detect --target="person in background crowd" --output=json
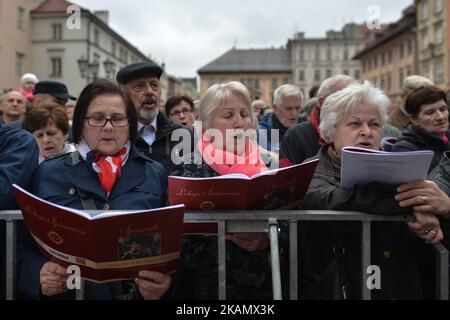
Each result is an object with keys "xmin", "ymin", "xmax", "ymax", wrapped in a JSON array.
[
  {"xmin": 251, "ymin": 99, "xmax": 266, "ymax": 122},
  {"xmin": 309, "ymin": 85, "xmax": 320, "ymax": 99},
  {"xmin": 18, "ymin": 80, "xmax": 170, "ymax": 300},
  {"xmin": 280, "ymin": 75, "xmax": 355, "ymax": 165},
  {"xmin": 33, "ymin": 81, "xmax": 77, "ymax": 108},
  {"xmin": 0, "ymin": 121, "xmax": 39, "ymax": 300},
  {"xmin": 0, "ymin": 91, "xmax": 26, "ymax": 125},
  {"xmin": 388, "ymin": 75, "xmax": 433, "ymax": 132},
  {"xmin": 298, "ymin": 97, "xmax": 318, "ymax": 123},
  {"xmin": 117, "ymin": 62, "xmax": 193, "ymax": 172},
  {"xmin": 165, "ymin": 95, "xmax": 195, "ymax": 130},
  {"xmin": 299, "ymin": 81, "xmax": 447, "ymax": 300},
  {"xmin": 393, "ymin": 86, "xmax": 449, "ymax": 171},
  {"xmin": 23, "ymin": 103, "xmax": 75, "ymax": 163},
  {"xmin": 170, "ymin": 81, "xmax": 285, "ymax": 299},
  {"xmin": 65, "ymin": 104, "xmax": 75, "ymax": 126},
  {"xmin": 260, "ymin": 105, "xmax": 273, "ymax": 118},
  {"xmin": 258, "ymin": 84, "xmax": 303, "ymax": 153},
  {"xmin": 19, "ymin": 73, "xmax": 39, "ymax": 103},
  {"xmin": 429, "ymin": 150, "xmax": 450, "ymax": 197}
]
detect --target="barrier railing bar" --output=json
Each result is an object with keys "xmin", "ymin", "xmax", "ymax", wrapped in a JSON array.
[
  {"xmin": 268, "ymin": 218, "xmax": 282, "ymax": 300},
  {"xmin": 289, "ymin": 220, "xmax": 298, "ymax": 300},
  {"xmin": 6, "ymin": 220, "xmax": 16, "ymax": 300},
  {"xmin": 217, "ymin": 220, "xmax": 226, "ymax": 300},
  {"xmin": 361, "ymin": 221, "xmax": 371, "ymax": 300}
]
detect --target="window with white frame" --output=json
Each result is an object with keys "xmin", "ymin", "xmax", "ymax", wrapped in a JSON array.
[
  {"xmin": 51, "ymin": 24, "xmax": 62, "ymax": 40},
  {"xmin": 50, "ymin": 57, "xmax": 62, "ymax": 77},
  {"xmin": 17, "ymin": 7, "xmax": 25, "ymax": 31},
  {"xmin": 435, "ymin": 57, "xmax": 444, "ymax": 83},
  {"xmin": 422, "ymin": 1, "xmax": 429, "ymax": 20},
  {"xmin": 16, "ymin": 52, "xmax": 24, "ymax": 76},
  {"xmin": 435, "ymin": 23, "xmax": 443, "ymax": 44},
  {"xmin": 435, "ymin": 0, "xmax": 443, "ymax": 14}
]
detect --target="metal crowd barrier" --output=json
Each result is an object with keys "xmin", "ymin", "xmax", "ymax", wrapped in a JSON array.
[{"xmin": 1, "ymin": 210, "xmax": 449, "ymax": 300}]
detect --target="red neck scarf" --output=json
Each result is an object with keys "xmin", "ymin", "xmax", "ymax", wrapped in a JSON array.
[
  {"xmin": 198, "ymin": 134, "xmax": 268, "ymax": 177},
  {"xmin": 93, "ymin": 147, "xmax": 129, "ymax": 196},
  {"xmin": 440, "ymin": 132, "xmax": 449, "ymax": 145},
  {"xmin": 310, "ymin": 105, "xmax": 326, "ymax": 145}
]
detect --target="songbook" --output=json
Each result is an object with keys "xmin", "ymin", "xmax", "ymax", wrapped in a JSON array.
[
  {"xmin": 13, "ymin": 184, "xmax": 185, "ymax": 283},
  {"xmin": 341, "ymin": 147, "xmax": 434, "ymax": 189},
  {"xmin": 168, "ymin": 159, "xmax": 319, "ymax": 210}
]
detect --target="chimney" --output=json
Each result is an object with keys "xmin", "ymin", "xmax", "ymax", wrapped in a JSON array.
[{"xmin": 94, "ymin": 10, "xmax": 109, "ymax": 25}]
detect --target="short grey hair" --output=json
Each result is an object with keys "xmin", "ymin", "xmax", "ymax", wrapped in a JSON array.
[
  {"xmin": 199, "ymin": 81, "xmax": 253, "ymax": 130},
  {"xmin": 317, "ymin": 74, "xmax": 355, "ymax": 99},
  {"xmin": 402, "ymin": 75, "xmax": 433, "ymax": 95},
  {"xmin": 319, "ymin": 81, "xmax": 389, "ymax": 143},
  {"xmin": 273, "ymin": 84, "xmax": 303, "ymax": 108}
]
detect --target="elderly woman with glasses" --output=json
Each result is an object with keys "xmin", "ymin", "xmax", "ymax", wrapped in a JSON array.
[
  {"xmin": 18, "ymin": 80, "xmax": 171, "ymax": 300},
  {"xmin": 299, "ymin": 81, "xmax": 449, "ymax": 300}
]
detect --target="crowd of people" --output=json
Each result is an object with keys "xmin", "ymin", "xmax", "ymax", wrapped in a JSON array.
[{"xmin": 1, "ymin": 62, "xmax": 449, "ymax": 300}]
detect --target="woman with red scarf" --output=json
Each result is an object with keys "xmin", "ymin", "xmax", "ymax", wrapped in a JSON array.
[
  {"xmin": 170, "ymin": 81, "xmax": 284, "ymax": 299},
  {"xmin": 18, "ymin": 80, "xmax": 170, "ymax": 300}
]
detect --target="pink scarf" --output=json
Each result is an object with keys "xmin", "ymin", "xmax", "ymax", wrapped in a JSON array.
[
  {"xmin": 198, "ymin": 135, "xmax": 268, "ymax": 177},
  {"xmin": 19, "ymin": 87, "xmax": 34, "ymax": 102}
]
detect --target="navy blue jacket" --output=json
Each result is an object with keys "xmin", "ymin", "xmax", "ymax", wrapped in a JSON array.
[
  {"xmin": 0, "ymin": 123, "xmax": 39, "ymax": 299},
  {"xmin": 17, "ymin": 145, "xmax": 168, "ymax": 300}
]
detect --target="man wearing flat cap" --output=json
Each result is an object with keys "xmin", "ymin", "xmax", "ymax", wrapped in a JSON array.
[
  {"xmin": 117, "ymin": 62, "xmax": 192, "ymax": 171},
  {"xmin": 33, "ymin": 80, "xmax": 76, "ymax": 108}
]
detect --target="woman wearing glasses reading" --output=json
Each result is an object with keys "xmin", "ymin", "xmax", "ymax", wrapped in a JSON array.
[{"xmin": 18, "ymin": 80, "xmax": 171, "ymax": 300}]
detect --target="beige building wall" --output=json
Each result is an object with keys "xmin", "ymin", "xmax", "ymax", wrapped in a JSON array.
[
  {"xmin": 358, "ymin": 31, "xmax": 417, "ymax": 99},
  {"xmin": 416, "ymin": 0, "xmax": 448, "ymax": 90},
  {"xmin": 0, "ymin": 0, "xmax": 44, "ymax": 91},
  {"xmin": 199, "ymin": 73, "xmax": 291, "ymax": 104}
]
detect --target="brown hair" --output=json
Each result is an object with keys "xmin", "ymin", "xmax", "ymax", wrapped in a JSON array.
[
  {"xmin": 24, "ymin": 102, "xmax": 69, "ymax": 134},
  {"xmin": 405, "ymin": 86, "xmax": 448, "ymax": 117}
]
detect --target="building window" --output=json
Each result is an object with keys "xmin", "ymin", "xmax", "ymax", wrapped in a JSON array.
[
  {"xmin": 247, "ymin": 79, "xmax": 254, "ymax": 89},
  {"xmin": 388, "ymin": 49, "xmax": 393, "ymax": 63},
  {"xmin": 299, "ymin": 70, "xmax": 305, "ymax": 81},
  {"xmin": 271, "ymin": 79, "xmax": 277, "ymax": 89},
  {"xmin": 94, "ymin": 29, "xmax": 100, "ymax": 45},
  {"xmin": 326, "ymin": 69, "xmax": 332, "ymax": 78},
  {"xmin": 343, "ymin": 69, "xmax": 349, "ymax": 76},
  {"xmin": 435, "ymin": 23, "xmax": 443, "ymax": 44},
  {"xmin": 423, "ymin": 62, "xmax": 430, "ymax": 79},
  {"xmin": 422, "ymin": 1, "xmax": 429, "ymax": 20},
  {"xmin": 354, "ymin": 69, "xmax": 360, "ymax": 80},
  {"xmin": 368, "ymin": 59, "xmax": 372, "ymax": 70},
  {"xmin": 314, "ymin": 69, "xmax": 321, "ymax": 82},
  {"xmin": 16, "ymin": 52, "xmax": 24, "ymax": 76},
  {"xmin": 343, "ymin": 45, "xmax": 349, "ymax": 61},
  {"xmin": 400, "ymin": 43, "xmax": 405, "ymax": 58},
  {"xmin": 17, "ymin": 7, "xmax": 25, "ymax": 31},
  {"xmin": 387, "ymin": 74, "xmax": 392, "ymax": 91},
  {"xmin": 283, "ymin": 78, "xmax": 289, "ymax": 84},
  {"xmin": 381, "ymin": 52, "xmax": 385, "ymax": 65},
  {"xmin": 254, "ymin": 79, "xmax": 260, "ymax": 89},
  {"xmin": 327, "ymin": 46, "xmax": 332, "ymax": 60},
  {"xmin": 374, "ymin": 56, "xmax": 378, "ymax": 68},
  {"xmin": 50, "ymin": 57, "xmax": 62, "ymax": 77},
  {"xmin": 407, "ymin": 38, "xmax": 413, "ymax": 56},
  {"xmin": 300, "ymin": 48, "xmax": 305, "ymax": 61},
  {"xmin": 422, "ymin": 30, "xmax": 429, "ymax": 49},
  {"xmin": 435, "ymin": 57, "xmax": 444, "ymax": 83},
  {"xmin": 124, "ymin": 51, "xmax": 129, "ymax": 63},
  {"xmin": 51, "ymin": 24, "xmax": 62, "ymax": 40},
  {"xmin": 399, "ymin": 69, "xmax": 404, "ymax": 88},
  {"xmin": 208, "ymin": 80, "xmax": 215, "ymax": 88},
  {"xmin": 407, "ymin": 67, "xmax": 412, "ymax": 76},
  {"xmin": 435, "ymin": 0, "xmax": 443, "ymax": 14},
  {"xmin": 111, "ymin": 41, "xmax": 116, "ymax": 57},
  {"xmin": 315, "ymin": 45, "xmax": 321, "ymax": 61}
]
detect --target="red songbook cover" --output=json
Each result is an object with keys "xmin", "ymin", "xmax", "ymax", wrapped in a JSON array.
[
  {"xmin": 13, "ymin": 184, "xmax": 185, "ymax": 283},
  {"xmin": 168, "ymin": 159, "xmax": 319, "ymax": 210}
]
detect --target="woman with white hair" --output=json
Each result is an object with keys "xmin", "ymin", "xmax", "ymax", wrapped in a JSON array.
[
  {"xmin": 19, "ymin": 73, "xmax": 39, "ymax": 102},
  {"xmin": 298, "ymin": 81, "xmax": 448, "ymax": 300},
  {"xmin": 170, "ymin": 81, "xmax": 283, "ymax": 299}
]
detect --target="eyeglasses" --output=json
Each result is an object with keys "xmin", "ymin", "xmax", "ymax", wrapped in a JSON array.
[
  {"xmin": 85, "ymin": 116, "xmax": 129, "ymax": 127},
  {"xmin": 171, "ymin": 108, "xmax": 193, "ymax": 117}
]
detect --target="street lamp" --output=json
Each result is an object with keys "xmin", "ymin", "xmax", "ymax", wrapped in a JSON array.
[
  {"xmin": 103, "ymin": 57, "xmax": 117, "ymax": 79},
  {"xmin": 77, "ymin": 55, "xmax": 108, "ymax": 83}
]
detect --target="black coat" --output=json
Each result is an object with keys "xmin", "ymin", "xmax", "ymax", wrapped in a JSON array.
[
  {"xmin": 393, "ymin": 125, "xmax": 450, "ymax": 172},
  {"xmin": 135, "ymin": 113, "xmax": 193, "ymax": 173},
  {"xmin": 429, "ymin": 150, "xmax": 450, "ymax": 197},
  {"xmin": 280, "ymin": 122, "xmax": 321, "ymax": 165},
  {"xmin": 299, "ymin": 145, "xmax": 423, "ymax": 300}
]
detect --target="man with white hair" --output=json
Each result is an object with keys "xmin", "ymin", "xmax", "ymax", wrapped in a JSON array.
[
  {"xmin": 258, "ymin": 84, "xmax": 303, "ymax": 152},
  {"xmin": 388, "ymin": 75, "xmax": 434, "ymax": 132},
  {"xmin": 280, "ymin": 75, "xmax": 354, "ymax": 164}
]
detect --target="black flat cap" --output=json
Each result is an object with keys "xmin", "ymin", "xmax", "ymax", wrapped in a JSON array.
[
  {"xmin": 116, "ymin": 62, "xmax": 163, "ymax": 84},
  {"xmin": 33, "ymin": 81, "xmax": 76, "ymax": 100}
]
